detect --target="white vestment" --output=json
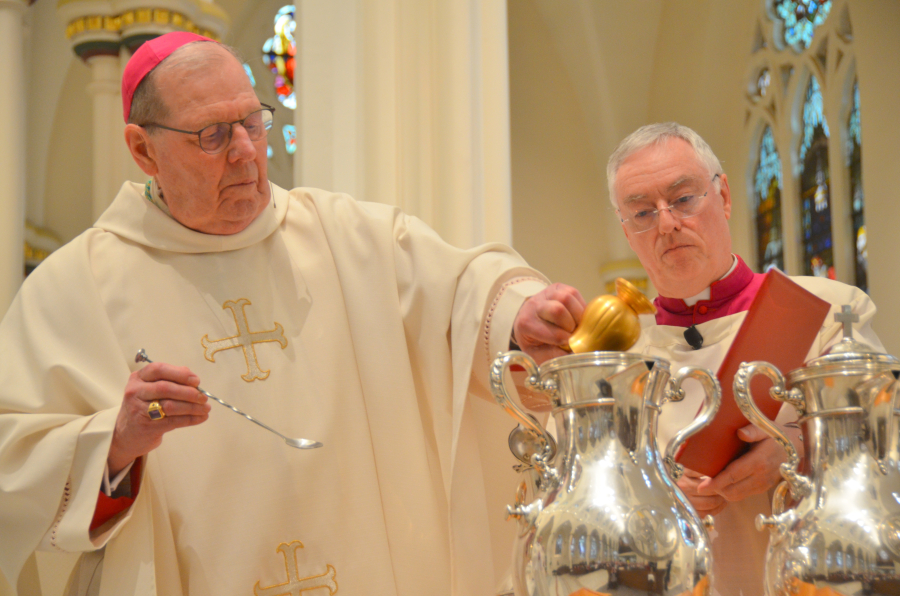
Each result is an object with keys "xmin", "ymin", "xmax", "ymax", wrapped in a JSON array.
[
  {"xmin": 0, "ymin": 182, "xmax": 548, "ymax": 596},
  {"xmin": 631, "ymin": 275, "xmax": 883, "ymax": 596}
]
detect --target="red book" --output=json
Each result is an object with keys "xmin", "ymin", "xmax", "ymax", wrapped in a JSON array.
[{"xmin": 675, "ymin": 269, "xmax": 831, "ymax": 477}]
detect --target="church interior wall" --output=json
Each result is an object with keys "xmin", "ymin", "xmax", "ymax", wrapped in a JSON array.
[
  {"xmin": 41, "ymin": 61, "xmax": 94, "ymax": 244},
  {"xmin": 23, "ymin": 0, "xmax": 72, "ymax": 229},
  {"xmin": 848, "ymin": 0, "xmax": 900, "ymax": 355},
  {"xmin": 507, "ymin": 0, "xmax": 611, "ymax": 301}
]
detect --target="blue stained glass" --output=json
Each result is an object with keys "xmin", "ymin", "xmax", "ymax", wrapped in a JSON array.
[
  {"xmin": 755, "ymin": 128, "xmax": 783, "ymax": 198},
  {"xmin": 772, "ymin": 0, "xmax": 832, "ymax": 51},
  {"xmin": 283, "ymin": 124, "xmax": 297, "ymax": 155},
  {"xmin": 800, "ymin": 76, "xmax": 829, "ymax": 163},
  {"xmin": 799, "ymin": 75, "xmax": 834, "ymax": 280},
  {"xmin": 754, "ymin": 127, "xmax": 784, "ymax": 272}
]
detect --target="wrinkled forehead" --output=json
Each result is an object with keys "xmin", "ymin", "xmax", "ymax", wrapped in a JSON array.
[
  {"xmin": 155, "ymin": 44, "xmax": 254, "ymax": 117},
  {"xmin": 154, "ymin": 42, "xmax": 235, "ymax": 86},
  {"xmin": 614, "ymin": 139, "xmax": 709, "ymax": 204}
]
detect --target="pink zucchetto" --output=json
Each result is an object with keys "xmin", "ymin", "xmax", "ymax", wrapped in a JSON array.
[{"xmin": 121, "ymin": 31, "xmax": 217, "ymax": 123}]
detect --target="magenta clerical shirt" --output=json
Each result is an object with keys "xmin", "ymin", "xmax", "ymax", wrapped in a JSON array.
[{"xmin": 653, "ymin": 256, "xmax": 765, "ymax": 328}]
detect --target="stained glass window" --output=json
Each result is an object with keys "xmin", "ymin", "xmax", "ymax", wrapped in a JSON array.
[
  {"xmin": 262, "ymin": 5, "xmax": 296, "ymax": 110},
  {"xmin": 754, "ymin": 127, "xmax": 784, "ymax": 272},
  {"xmin": 846, "ymin": 78, "xmax": 866, "ymax": 291},
  {"xmin": 283, "ymin": 124, "xmax": 297, "ymax": 155},
  {"xmin": 799, "ymin": 75, "xmax": 835, "ymax": 279},
  {"xmin": 771, "ymin": 0, "xmax": 832, "ymax": 51}
]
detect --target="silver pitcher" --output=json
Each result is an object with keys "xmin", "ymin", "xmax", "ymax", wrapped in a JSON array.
[
  {"xmin": 733, "ymin": 316, "xmax": 900, "ymax": 595},
  {"xmin": 491, "ymin": 350, "xmax": 721, "ymax": 596}
]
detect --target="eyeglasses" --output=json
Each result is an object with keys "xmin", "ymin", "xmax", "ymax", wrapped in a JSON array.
[
  {"xmin": 142, "ymin": 104, "xmax": 275, "ymax": 154},
  {"xmin": 618, "ymin": 174, "xmax": 720, "ymax": 234}
]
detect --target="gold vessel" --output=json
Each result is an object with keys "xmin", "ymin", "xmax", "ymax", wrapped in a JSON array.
[{"xmin": 568, "ymin": 278, "xmax": 656, "ymax": 353}]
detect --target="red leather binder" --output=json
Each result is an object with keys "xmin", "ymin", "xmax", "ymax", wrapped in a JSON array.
[{"xmin": 675, "ymin": 269, "xmax": 831, "ymax": 477}]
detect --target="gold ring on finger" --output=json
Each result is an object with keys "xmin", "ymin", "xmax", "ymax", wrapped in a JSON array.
[{"xmin": 148, "ymin": 401, "xmax": 166, "ymax": 421}]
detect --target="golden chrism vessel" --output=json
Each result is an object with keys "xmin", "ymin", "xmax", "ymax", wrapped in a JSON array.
[{"xmin": 567, "ymin": 277, "xmax": 656, "ymax": 353}]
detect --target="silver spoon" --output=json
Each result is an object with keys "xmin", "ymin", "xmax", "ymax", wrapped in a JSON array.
[{"xmin": 135, "ymin": 349, "xmax": 323, "ymax": 450}]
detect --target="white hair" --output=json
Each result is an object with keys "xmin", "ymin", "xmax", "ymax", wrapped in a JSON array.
[{"xmin": 606, "ymin": 122, "xmax": 723, "ymax": 207}]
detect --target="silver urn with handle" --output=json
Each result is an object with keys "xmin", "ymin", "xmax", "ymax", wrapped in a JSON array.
[
  {"xmin": 733, "ymin": 312, "xmax": 900, "ymax": 595},
  {"xmin": 491, "ymin": 350, "xmax": 721, "ymax": 596}
]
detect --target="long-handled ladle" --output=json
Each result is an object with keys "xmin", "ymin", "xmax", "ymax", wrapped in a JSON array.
[{"xmin": 136, "ymin": 349, "xmax": 323, "ymax": 450}]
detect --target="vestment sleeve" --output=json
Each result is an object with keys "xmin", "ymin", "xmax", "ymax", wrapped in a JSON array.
[
  {"xmin": 387, "ymin": 209, "xmax": 548, "ymax": 405},
  {"xmin": 0, "ymin": 236, "xmax": 137, "ymax": 586}
]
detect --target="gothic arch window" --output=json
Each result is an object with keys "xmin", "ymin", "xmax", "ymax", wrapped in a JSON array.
[{"xmin": 745, "ymin": 0, "xmax": 864, "ymax": 289}]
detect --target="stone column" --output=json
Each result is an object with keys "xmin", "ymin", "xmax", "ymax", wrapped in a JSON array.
[
  {"xmin": 0, "ymin": 0, "xmax": 27, "ymax": 315},
  {"xmin": 297, "ymin": 0, "xmax": 513, "ymax": 248},
  {"xmin": 87, "ymin": 54, "xmax": 126, "ymax": 219}
]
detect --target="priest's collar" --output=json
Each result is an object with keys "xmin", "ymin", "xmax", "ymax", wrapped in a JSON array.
[
  {"xmin": 96, "ymin": 180, "xmax": 288, "ymax": 254},
  {"xmin": 144, "ymin": 179, "xmax": 171, "ymax": 217},
  {"xmin": 653, "ymin": 255, "xmax": 766, "ymax": 327}
]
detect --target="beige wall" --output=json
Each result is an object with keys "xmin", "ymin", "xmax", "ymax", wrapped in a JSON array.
[
  {"xmin": 508, "ymin": 0, "xmax": 610, "ymax": 300},
  {"xmin": 42, "ymin": 60, "xmax": 94, "ymax": 244},
  {"xmin": 852, "ymin": 0, "xmax": 900, "ymax": 355}
]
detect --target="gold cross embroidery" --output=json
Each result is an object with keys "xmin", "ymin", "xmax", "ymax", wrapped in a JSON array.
[
  {"xmin": 201, "ymin": 298, "xmax": 288, "ymax": 382},
  {"xmin": 254, "ymin": 541, "xmax": 338, "ymax": 596}
]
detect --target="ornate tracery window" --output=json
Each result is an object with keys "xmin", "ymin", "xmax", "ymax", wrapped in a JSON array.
[
  {"xmin": 771, "ymin": 0, "xmax": 832, "ymax": 51},
  {"xmin": 745, "ymin": 0, "xmax": 864, "ymax": 289}
]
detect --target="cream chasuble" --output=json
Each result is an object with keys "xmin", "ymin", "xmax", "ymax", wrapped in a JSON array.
[
  {"xmin": 0, "ymin": 182, "xmax": 548, "ymax": 595},
  {"xmin": 631, "ymin": 276, "xmax": 882, "ymax": 596}
]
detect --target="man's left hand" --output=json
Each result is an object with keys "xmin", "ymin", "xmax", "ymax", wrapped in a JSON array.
[
  {"xmin": 695, "ymin": 423, "xmax": 801, "ymax": 503},
  {"xmin": 513, "ymin": 283, "xmax": 585, "ymax": 364}
]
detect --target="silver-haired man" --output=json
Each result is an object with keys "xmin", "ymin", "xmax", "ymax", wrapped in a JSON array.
[{"xmin": 609, "ymin": 122, "xmax": 882, "ymax": 595}]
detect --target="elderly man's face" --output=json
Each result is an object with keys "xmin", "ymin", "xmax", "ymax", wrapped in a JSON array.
[
  {"xmin": 142, "ymin": 43, "xmax": 270, "ymax": 235},
  {"xmin": 614, "ymin": 138, "xmax": 733, "ymax": 298}
]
